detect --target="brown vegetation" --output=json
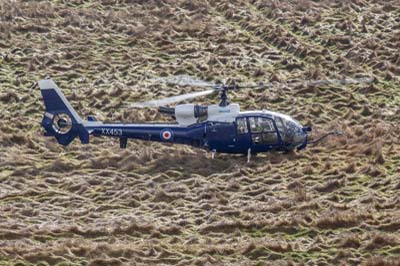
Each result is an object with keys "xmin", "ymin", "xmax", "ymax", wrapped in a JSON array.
[{"xmin": 0, "ymin": 0, "xmax": 399, "ymax": 265}]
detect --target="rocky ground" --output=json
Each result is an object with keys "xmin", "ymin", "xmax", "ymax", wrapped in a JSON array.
[{"xmin": 0, "ymin": 0, "xmax": 399, "ymax": 265}]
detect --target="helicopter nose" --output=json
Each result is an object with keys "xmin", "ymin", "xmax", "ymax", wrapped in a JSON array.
[
  {"xmin": 295, "ymin": 127, "xmax": 311, "ymax": 150},
  {"xmin": 293, "ymin": 130, "xmax": 307, "ymax": 145}
]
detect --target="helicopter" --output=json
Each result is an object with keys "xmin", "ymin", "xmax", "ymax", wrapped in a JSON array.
[{"xmin": 39, "ymin": 75, "xmax": 372, "ymax": 159}]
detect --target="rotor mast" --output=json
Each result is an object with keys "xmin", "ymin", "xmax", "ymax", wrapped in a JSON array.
[{"xmin": 218, "ymin": 84, "xmax": 239, "ymax": 107}]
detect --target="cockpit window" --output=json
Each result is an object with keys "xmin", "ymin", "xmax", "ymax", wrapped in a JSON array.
[
  {"xmin": 275, "ymin": 116, "xmax": 301, "ymax": 144},
  {"xmin": 248, "ymin": 117, "xmax": 273, "ymax": 133}
]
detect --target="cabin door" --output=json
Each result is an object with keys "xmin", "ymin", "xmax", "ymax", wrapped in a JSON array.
[
  {"xmin": 248, "ymin": 116, "xmax": 279, "ymax": 152},
  {"xmin": 234, "ymin": 117, "xmax": 252, "ymax": 153}
]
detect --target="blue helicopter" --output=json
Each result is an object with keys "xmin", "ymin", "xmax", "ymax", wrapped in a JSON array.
[{"xmin": 39, "ymin": 76, "xmax": 371, "ymax": 157}]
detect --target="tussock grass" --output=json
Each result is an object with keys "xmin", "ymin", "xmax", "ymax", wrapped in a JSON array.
[{"xmin": 0, "ymin": 0, "xmax": 399, "ymax": 265}]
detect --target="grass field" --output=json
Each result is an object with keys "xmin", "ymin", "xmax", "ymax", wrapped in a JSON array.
[{"xmin": 0, "ymin": 0, "xmax": 400, "ymax": 265}]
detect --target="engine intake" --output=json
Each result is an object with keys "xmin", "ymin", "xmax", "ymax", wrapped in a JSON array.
[{"xmin": 158, "ymin": 106, "xmax": 175, "ymax": 116}]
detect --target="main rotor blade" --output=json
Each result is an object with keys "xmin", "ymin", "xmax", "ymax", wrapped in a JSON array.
[
  {"xmin": 150, "ymin": 75, "xmax": 216, "ymax": 88},
  {"xmin": 131, "ymin": 75, "xmax": 374, "ymax": 108},
  {"xmin": 239, "ymin": 76, "xmax": 374, "ymax": 90},
  {"xmin": 127, "ymin": 89, "xmax": 215, "ymax": 108},
  {"xmin": 288, "ymin": 76, "xmax": 374, "ymax": 87},
  {"xmin": 151, "ymin": 75, "xmax": 374, "ymax": 90}
]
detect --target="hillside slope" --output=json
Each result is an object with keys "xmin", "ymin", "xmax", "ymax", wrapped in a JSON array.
[{"xmin": 0, "ymin": 1, "xmax": 399, "ymax": 265}]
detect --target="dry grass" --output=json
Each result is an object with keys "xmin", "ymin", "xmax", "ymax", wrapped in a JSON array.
[{"xmin": 0, "ymin": 0, "xmax": 399, "ymax": 265}]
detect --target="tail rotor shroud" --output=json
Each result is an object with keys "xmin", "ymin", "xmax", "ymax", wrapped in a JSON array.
[{"xmin": 52, "ymin": 113, "xmax": 73, "ymax": 135}]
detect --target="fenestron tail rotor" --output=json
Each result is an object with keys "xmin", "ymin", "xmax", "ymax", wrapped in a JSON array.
[{"xmin": 126, "ymin": 75, "xmax": 375, "ymax": 108}]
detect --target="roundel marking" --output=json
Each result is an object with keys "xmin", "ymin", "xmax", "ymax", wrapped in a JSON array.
[{"xmin": 161, "ymin": 129, "xmax": 173, "ymax": 141}]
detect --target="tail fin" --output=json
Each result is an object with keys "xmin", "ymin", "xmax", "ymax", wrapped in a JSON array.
[{"xmin": 39, "ymin": 79, "xmax": 89, "ymax": 145}]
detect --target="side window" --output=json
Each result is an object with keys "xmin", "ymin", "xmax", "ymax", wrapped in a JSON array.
[
  {"xmin": 249, "ymin": 117, "xmax": 261, "ymax": 132},
  {"xmin": 249, "ymin": 117, "xmax": 273, "ymax": 133},
  {"xmin": 260, "ymin": 118, "xmax": 273, "ymax": 131},
  {"xmin": 249, "ymin": 116, "xmax": 278, "ymax": 145},
  {"xmin": 236, "ymin": 117, "xmax": 248, "ymax": 134}
]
